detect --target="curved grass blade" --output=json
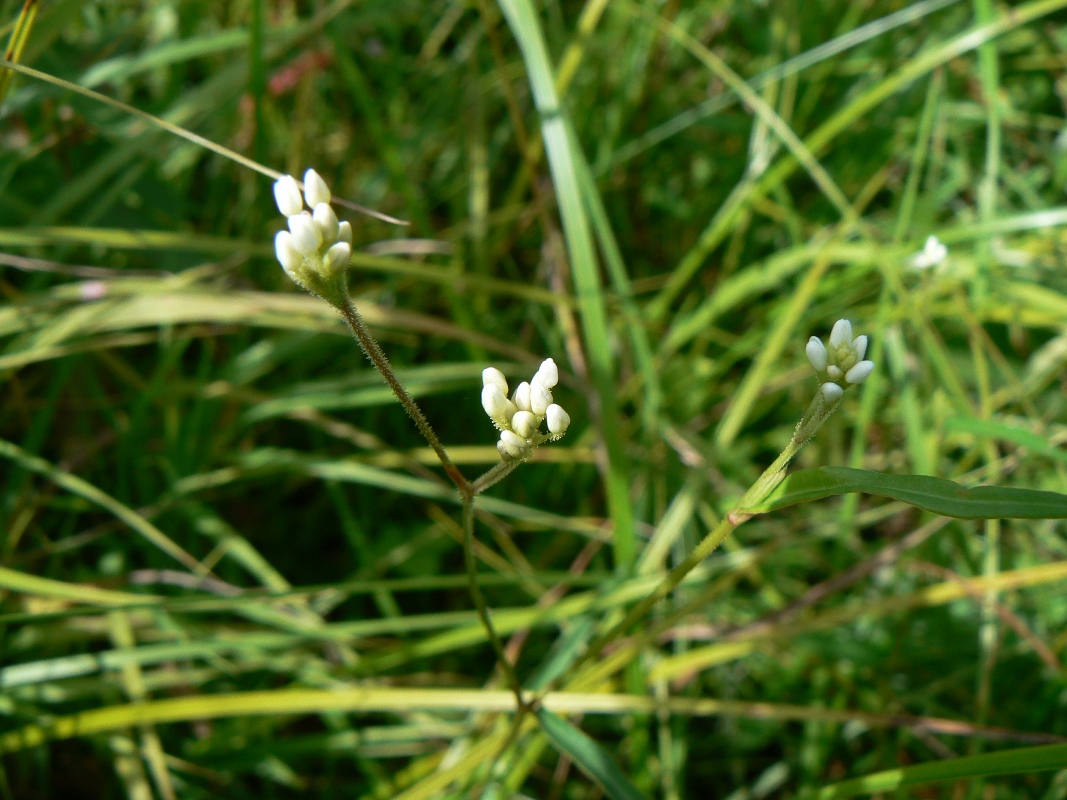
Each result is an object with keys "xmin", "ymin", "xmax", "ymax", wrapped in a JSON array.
[
  {"xmin": 945, "ymin": 415, "xmax": 1067, "ymax": 464},
  {"xmin": 536, "ymin": 708, "xmax": 648, "ymax": 800},
  {"xmin": 747, "ymin": 467, "xmax": 1067, "ymax": 519},
  {"xmin": 814, "ymin": 742, "xmax": 1067, "ymax": 798}
]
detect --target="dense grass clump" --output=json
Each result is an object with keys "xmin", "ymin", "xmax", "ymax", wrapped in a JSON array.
[{"xmin": 3, "ymin": 0, "xmax": 1067, "ymax": 797}]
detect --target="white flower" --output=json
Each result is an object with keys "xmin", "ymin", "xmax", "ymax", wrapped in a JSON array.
[
  {"xmin": 288, "ymin": 213, "xmax": 322, "ymax": 255},
  {"xmin": 313, "ymin": 203, "xmax": 340, "ymax": 242},
  {"xmin": 272, "ymin": 170, "xmax": 354, "ymax": 294},
  {"xmin": 303, "ymin": 168, "xmax": 331, "ymax": 207},
  {"xmin": 806, "ymin": 319, "xmax": 875, "ymax": 390},
  {"xmin": 482, "ymin": 367, "xmax": 508, "ymax": 397},
  {"xmin": 805, "ymin": 337, "xmax": 828, "ymax": 372},
  {"xmin": 511, "ymin": 411, "xmax": 537, "ymax": 438},
  {"xmin": 338, "ymin": 221, "xmax": 353, "ymax": 246},
  {"xmin": 323, "ymin": 242, "xmax": 352, "ymax": 275},
  {"xmin": 512, "ymin": 382, "xmax": 531, "ymax": 413},
  {"xmin": 821, "ymin": 382, "xmax": 844, "ymax": 401},
  {"xmin": 845, "ymin": 360, "xmax": 874, "ymax": 385},
  {"xmin": 909, "ymin": 235, "xmax": 947, "ymax": 270},
  {"xmin": 481, "ymin": 358, "xmax": 570, "ymax": 462},
  {"xmin": 275, "ymin": 231, "xmax": 302, "ymax": 277},
  {"xmin": 273, "ymin": 175, "xmax": 304, "ymax": 217},
  {"xmin": 546, "ymin": 404, "xmax": 570, "ymax": 436}
]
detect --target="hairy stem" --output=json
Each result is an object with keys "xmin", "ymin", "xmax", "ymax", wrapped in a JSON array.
[
  {"xmin": 471, "ymin": 460, "xmax": 522, "ymax": 495},
  {"xmin": 336, "ymin": 294, "xmax": 469, "ymax": 494},
  {"xmin": 463, "ymin": 496, "xmax": 527, "ymax": 706}
]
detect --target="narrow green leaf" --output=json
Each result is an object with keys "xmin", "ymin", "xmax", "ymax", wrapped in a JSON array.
[
  {"xmin": 945, "ymin": 416, "xmax": 1067, "ymax": 464},
  {"xmin": 747, "ymin": 467, "xmax": 1067, "ymax": 519},
  {"xmin": 536, "ymin": 708, "xmax": 648, "ymax": 800},
  {"xmin": 814, "ymin": 742, "xmax": 1067, "ymax": 798}
]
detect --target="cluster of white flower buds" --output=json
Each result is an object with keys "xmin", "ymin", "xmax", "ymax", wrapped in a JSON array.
[
  {"xmin": 805, "ymin": 319, "xmax": 874, "ymax": 402},
  {"xmin": 481, "ymin": 359, "xmax": 571, "ymax": 462},
  {"xmin": 273, "ymin": 169, "xmax": 353, "ymax": 289}
]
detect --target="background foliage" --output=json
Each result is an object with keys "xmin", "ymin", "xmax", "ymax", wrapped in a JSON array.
[{"xmin": 3, "ymin": 0, "xmax": 1067, "ymax": 797}]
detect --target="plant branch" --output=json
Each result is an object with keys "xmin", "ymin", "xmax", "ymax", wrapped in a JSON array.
[{"xmin": 336, "ymin": 293, "xmax": 470, "ymax": 494}]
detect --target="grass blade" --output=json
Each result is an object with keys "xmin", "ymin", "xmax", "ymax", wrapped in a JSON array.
[
  {"xmin": 536, "ymin": 708, "xmax": 648, "ymax": 800},
  {"xmin": 814, "ymin": 743, "xmax": 1067, "ymax": 798}
]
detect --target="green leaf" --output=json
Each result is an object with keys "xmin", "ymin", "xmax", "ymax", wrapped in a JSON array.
[
  {"xmin": 747, "ymin": 467, "xmax": 1067, "ymax": 519},
  {"xmin": 814, "ymin": 742, "xmax": 1067, "ymax": 798},
  {"xmin": 536, "ymin": 708, "xmax": 648, "ymax": 800},
  {"xmin": 945, "ymin": 415, "xmax": 1067, "ymax": 464}
]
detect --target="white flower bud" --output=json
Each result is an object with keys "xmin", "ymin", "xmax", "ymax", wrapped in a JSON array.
[
  {"xmin": 546, "ymin": 404, "xmax": 570, "ymax": 436},
  {"xmin": 482, "ymin": 384, "xmax": 509, "ymax": 426},
  {"xmin": 337, "ymin": 220, "xmax": 353, "ymax": 246},
  {"xmin": 498, "ymin": 439, "xmax": 516, "ymax": 461},
  {"xmin": 274, "ymin": 175, "xmax": 304, "ymax": 217},
  {"xmin": 512, "ymin": 381, "xmax": 531, "ymax": 412},
  {"xmin": 829, "ymin": 319, "xmax": 852, "ymax": 348},
  {"xmin": 324, "ymin": 241, "xmax": 351, "ymax": 274},
  {"xmin": 530, "ymin": 382, "xmax": 552, "ymax": 416},
  {"xmin": 482, "ymin": 367, "xmax": 508, "ymax": 396},
  {"xmin": 845, "ymin": 360, "xmax": 874, "ymax": 385},
  {"xmin": 274, "ymin": 230, "xmax": 302, "ymax": 276},
  {"xmin": 303, "ymin": 168, "xmax": 331, "ymax": 207},
  {"xmin": 805, "ymin": 336, "xmax": 828, "ymax": 372},
  {"xmin": 499, "ymin": 430, "xmax": 528, "ymax": 458},
  {"xmin": 534, "ymin": 358, "xmax": 558, "ymax": 389},
  {"xmin": 852, "ymin": 335, "xmax": 868, "ymax": 362},
  {"xmin": 827, "ymin": 365, "xmax": 843, "ymax": 381},
  {"xmin": 821, "ymin": 382, "xmax": 844, "ymax": 401},
  {"xmin": 511, "ymin": 410, "xmax": 537, "ymax": 438},
  {"xmin": 288, "ymin": 213, "xmax": 323, "ymax": 256},
  {"xmin": 313, "ymin": 202, "xmax": 340, "ymax": 243}
]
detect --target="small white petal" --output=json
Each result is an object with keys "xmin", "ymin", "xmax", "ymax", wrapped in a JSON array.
[
  {"xmin": 535, "ymin": 358, "xmax": 558, "ymax": 389},
  {"xmin": 805, "ymin": 336, "xmax": 828, "ymax": 371},
  {"xmin": 546, "ymin": 404, "xmax": 570, "ymax": 435},
  {"xmin": 482, "ymin": 384, "xmax": 509, "ymax": 422},
  {"xmin": 512, "ymin": 382, "xmax": 531, "ymax": 412},
  {"xmin": 852, "ymin": 335, "xmax": 868, "ymax": 362},
  {"xmin": 845, "ymin": 360, "xmax": 874, "ymax": 385},
  {"xmin": 274, "ymin": 230, "xmax": 302, "ymax": 275},
  {"xmin": 303, "ymin": 169, "xmax": 331, "ymax": 207},
  {"xmin": 511, "ymin": 410, "xmax": 537, "ymax": 438},
  {"xmin": 313, "ymin": 203, "xmax": 340, "ymax": 243},
  {"xmin": 324, "ymin": 241, "xmax": 351, "ymax": 274},
  {"xmin": 337, "ymin": 220, "xmax": 353, "ymax": 246},
  {"xmin": 829, "ymin": 319, "xmax": 852, "ymax": 348},
  {"xmin": 827, "ymin": 365, "xmax": 843, "ymax": 381},
  {"xmin": 530, "ymin": 382, "xmax": 552, "ymax": 416},
  {"xmin": 288, "ymin": 213, "xmax": 323, "ymax": 255},
  {"xmin": 482, "ymin": 367, "xmax": 508, "ymax": 396},
  {"xmin": 273, "ymin": 175, "xmax": 303, "ymax": 217},
  {"xmin": 821, "ymin": 382, "xmax": 844, "ymax": 401}
]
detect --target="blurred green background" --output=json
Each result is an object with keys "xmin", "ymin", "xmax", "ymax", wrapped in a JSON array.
[{"xmin": 3, "ymin": 0, "xmax": 1067, "ymax": 797}]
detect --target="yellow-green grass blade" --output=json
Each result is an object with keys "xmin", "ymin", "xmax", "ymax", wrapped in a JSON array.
[
  {"xmin": 813, "ymin": 743, "xmax": 1067, "ymax": 799},
  {"xmin": 496, "ymin": 0, "xmax": 636, "ymax": 570}
]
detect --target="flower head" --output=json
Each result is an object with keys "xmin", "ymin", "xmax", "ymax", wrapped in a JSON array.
[
  {"xmin": 271, "ymin": 170, "xmax": 352, "ymax": 304},
  {"xmin": 805, "ymin": 319, "xmax": 874, "ymax": 390},
  {"xmin": 482, "ymin": 358, "xmax": 570, "ymax": 462}
]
